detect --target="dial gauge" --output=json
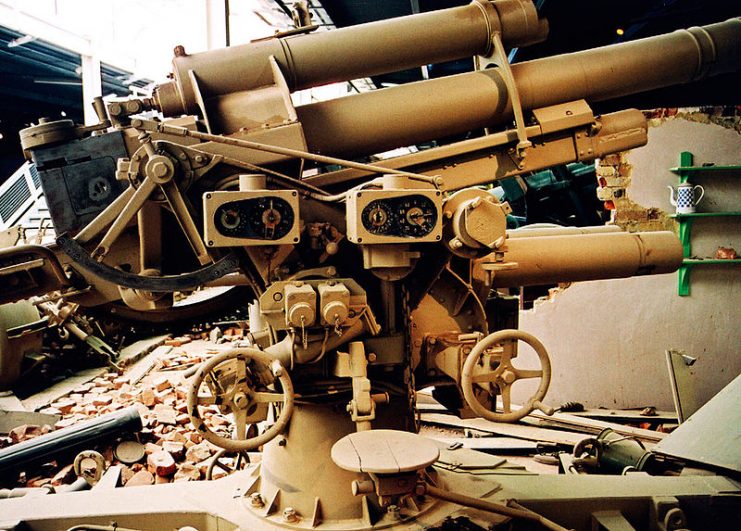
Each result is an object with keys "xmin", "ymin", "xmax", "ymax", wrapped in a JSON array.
[
  {"xmin": 399, "ymin": 196, "xmax": 437, "ymax": 237},
  {"xmin": 215, "ymin": 196, "xmax": 295, "ymax": 240},
  {"xmin": 361, "ymin": 201, "xmax": 395, "ymax": 235},
  {"xmin": 360, "ymin": 195, "xmax": 438, "ymax": 238}
]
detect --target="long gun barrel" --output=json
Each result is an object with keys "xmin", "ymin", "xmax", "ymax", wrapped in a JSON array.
[
  {"xmin": 0, "ymin": 407, "xmax": 142, "ymax": 477},
  {"xmin": 296, "ymin": 18, "xmax": 741, "ymax": 157},
  {"xmin": 155, "ymin": 0, "xmax": 547, "ymax": 116}
]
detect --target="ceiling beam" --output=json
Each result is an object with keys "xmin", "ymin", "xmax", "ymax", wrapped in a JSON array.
[{"xmin": 0, "ymin": 1, "xmax": 92, "ymax": 56}]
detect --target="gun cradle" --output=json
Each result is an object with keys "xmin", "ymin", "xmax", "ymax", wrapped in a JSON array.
[{"xmin": 1, "ymin": 1, "xmax": 739, "ymax": 529}]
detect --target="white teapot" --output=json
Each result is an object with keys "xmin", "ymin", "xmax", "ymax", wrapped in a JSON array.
[{"xmin": 668, "ymin": 183, "xmax": 704, "ymax": 214}]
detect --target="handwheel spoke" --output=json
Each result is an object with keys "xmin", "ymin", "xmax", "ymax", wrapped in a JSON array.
[
  {"xmin": 214, "ymin": 460, "xmax": 231, "ymax": 472},
  {"xmin": 137, "ymin": 200, "xmax": 162, "ymax": 270},
  {"xmin": 471, "ymin": 372, "xmax": 499, "ymax": 384},
  {"xmin": 158, "ymin": 180, "xmax": 212, "ymax": 266},
  {"xmin": 500, "ymin": 384, "xmax": 512, "ymax": 414},
  {"xmin": 196, "ymin": 395, "xmax": 217, "ymax": 405},
  {"xmin": 94, "ymin": 177, "xmax": 157, "ymax": 259},
  {"xmin": 233, "ymin": 407, "xmax": 248, "ymax": 442},
  {"xmin": 206, "ymin": 370, "xmax": 225, "ymax": 395},
  {"xmin": 514, "ymin": 369, "xmax": 543, "ymax": 379},
  {"xmin": 253, "ymin": 391, "xmax": 284, "ymax": 403}
]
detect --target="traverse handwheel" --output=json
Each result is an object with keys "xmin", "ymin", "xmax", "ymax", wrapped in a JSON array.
[
  {"xmin": 461, "ymin": 329, "xmax": 553, "ymax": 423},
  {"xmin": 187, "ymin": 348, "xmax": 294, "ymax": 451}
]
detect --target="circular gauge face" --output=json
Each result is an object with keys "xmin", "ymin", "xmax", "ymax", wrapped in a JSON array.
[
  {"xmin": 399, "ymin": 195, "xmax": 438, "ymax": 237},
  {"xmin": 218, "ymin": 208, "xmax": 242, "ymax": 230},
  {"xmin": 215, "ymin": 196, "xmax": 295, "ymax": 240},
  {"xmin": 247, "ymin": 197, "xmax": 294, "ymax": 240},
  {"xmin": 361, "ymin": 201, "xmax": 395, "ymax": 235}
]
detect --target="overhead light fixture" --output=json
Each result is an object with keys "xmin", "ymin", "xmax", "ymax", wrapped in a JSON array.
[
  {"xmin": 33, "ymin": 78, "xmax": 82, "ymax": 86},
  {"xmin": 8, "ymin": 34, "xmax": 38, "ymax": 48},
  {"xmin": 616, "ymin": 28, "xmax": 625, "ymax": 36}
]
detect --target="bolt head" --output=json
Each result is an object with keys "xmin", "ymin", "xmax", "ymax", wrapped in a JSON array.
[
  {"xmin": 152, "ymin": 161, "xmax": 168, "ymax": 177},
  {"xmin": 249, "ymin": 493, "xmax": 264, "ymax": 507},
  {"xmin": 283, "ymin": 507, "xmax": 299, "ymax": 522},
  {"xmin": 387, "ymin": 504, "xmax": 401, "ymax": 520}
]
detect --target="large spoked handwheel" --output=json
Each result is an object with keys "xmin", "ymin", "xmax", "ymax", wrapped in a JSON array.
[
  {"xmin": 461, "ymin": 329, "xmax": 553, "ymax": 423},
  {"xmin": 187, "ymin": 348, "xmax": 294, "ymax": 451}
]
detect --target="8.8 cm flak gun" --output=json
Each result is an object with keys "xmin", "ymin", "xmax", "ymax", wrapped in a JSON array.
[{"xmin": 1, "ymin": 1, "xmax": 739, "ymax": 529}]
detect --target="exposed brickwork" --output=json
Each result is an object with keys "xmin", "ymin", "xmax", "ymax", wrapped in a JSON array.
[
  {"xmin": 645, "ymin": 106, "xmax": 741, "ymax": 133},
  {"xmin": 595, "ymin": 152, "xmax": 673, "ymax": 232},
  {"xmin": 595, "ymin": 108, "xmax": 739, "ymax": 233}
]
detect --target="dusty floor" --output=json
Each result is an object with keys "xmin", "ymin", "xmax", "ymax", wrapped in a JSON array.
[{"xmin": 2, "ymin": 333, "xmax": 668, "ymax": 490}]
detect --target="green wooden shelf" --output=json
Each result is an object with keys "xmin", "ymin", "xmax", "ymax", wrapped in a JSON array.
[
  {"xmin": 670, "ymin": 213, "xmax": 741, "ymax": 259},
  {"xmin": 671, "ymin": 165, "xmax": 741, "ymax": 177},
  {"xmin": 670, "ymin": 212, "xmax": 741, "ymax": 219},
  {"xmin": 670, "ymin": 151, "xmax": 739, "ymax": 296},
  {"xmin": 670, "ymin": 151, "xmax": 741, "ymax": 183},
  {"xmin": 683, "ymin": 259, "xmax": 741, "ymax": 265},
  {"xmin": 678, "ymin": 259, "xmax": 741, "ymax": 297}
]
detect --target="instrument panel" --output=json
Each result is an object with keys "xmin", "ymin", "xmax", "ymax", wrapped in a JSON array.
[
  {"xmin": 203, "ymin": 190, "xmax": 300, "ymax": 246},
  {"xmin": 346, "ymin": 189, "xmax": 443, "ymax": 244}
]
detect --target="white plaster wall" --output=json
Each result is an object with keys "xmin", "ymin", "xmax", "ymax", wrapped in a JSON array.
[{"xmin": 515, "ymin": 117, "xmax": 741, "ymax": 410}]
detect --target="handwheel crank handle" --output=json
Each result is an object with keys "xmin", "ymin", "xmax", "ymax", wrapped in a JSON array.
[
  {"xmin": 418, "ymin": 483, "xmax": 571, "ymax": 531},
  {"xmin": 533, "ymin": 400, "xmax": 555, "ymax": 416}
]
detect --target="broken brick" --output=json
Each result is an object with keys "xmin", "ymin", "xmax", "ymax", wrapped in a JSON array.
[
  {"xmin": 153, "ymin": 404, "xmax": 178, "ymax": 426},
  {"xmin": 9, "ymin": 425, "xmax": 44, "ymax": 444},
  {"xmin": 185, "ymin": 442, "xmax": 212, "ymax": 463},
  {"xmin": 173, "ymin": 463, "xmax": 201, "ymax": 482},
  {"xmin": 125, "ymin": 469, "xmax": 154, "ymax": 487},
  {"xmin": 162, "ymin": 441, "xmax": 185, "ymax": 461},
  {"xmin": 120, "ymin": 465, "xmax": 135, "ymax": 485},
  {"xmin": 92, "ymin": 395, "xmax": 113, "ymax": 407},
  {"xmin": 147, "ymin": 450, "xmax": 176, "ymax": 477},
  {"xmin": 139, "ymin": 388, "xmax": 156, "ymax": 407},
  {"xmin": 144, "ymin": 442, "xmax": 162, "ymax": 455},
  {"xmin": 51, "ymin": 398, "xmax": 76, "ymax": 414},
  {"xmin": 154, "ymin": 377, "xmax": 172, "ymax": 393}
]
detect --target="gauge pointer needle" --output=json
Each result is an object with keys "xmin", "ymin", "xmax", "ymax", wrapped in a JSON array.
[{"xmin": 264, "ymin": 200, "xmax": 275, "ymax": 240}]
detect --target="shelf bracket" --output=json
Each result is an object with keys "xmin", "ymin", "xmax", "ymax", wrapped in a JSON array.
[{"xmin": 677, "ymin": 263, "xmax": 692, "ymax": 297}]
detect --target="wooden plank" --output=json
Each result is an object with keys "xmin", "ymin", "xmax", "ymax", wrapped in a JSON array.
[
  {"xmin": 126, "ymin": 344, "xmax": 173, "ymax": 385},
  {"xmin": 522, "ymin": 410, "xmax": 665, "ymax": 444},
  {"xmin": 118, "ymin": 335, "xmax": 170, "ymax": 367},
  {"xmin": 654, "ymin": 374, "xmax": 741, "ymax": 474},
  {"xmin": 665, "ymin": 349, "xmax": 701, "ymax": 423},
  {"xmin": 421, "ymin": 413, "xmax": 585, "ymax": 446},
  {"xmin": 21, "ymin": 367, "xmax": 106, "ymax": 412},
  {"xmin": 93, "ymin": 465, "xmax": 122, "ymax": 490},
  {"xmin": 417, "ymin": 390, "xmax": 664, "ymax": 443},
  {"xmin": 567, "ymin": 409, "xmax": 677, "ymax": 423},
  {"xmin": 0, "ymin": 392, "xmax": 26, "ymax": 412},
  {"xmin": 0, "ymin": 410, "xmax": 60, "ymax": 433}
]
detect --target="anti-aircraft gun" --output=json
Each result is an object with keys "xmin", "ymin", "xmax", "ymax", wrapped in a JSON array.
[{"xmin": 1, "ymin": 1, "xmax": 740, "ymax": 529}]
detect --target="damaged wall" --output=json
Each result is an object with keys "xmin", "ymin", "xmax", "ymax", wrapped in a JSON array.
[{"xmin": 516, "ymin": 113, "xmax": 740, "ymax": 411}]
